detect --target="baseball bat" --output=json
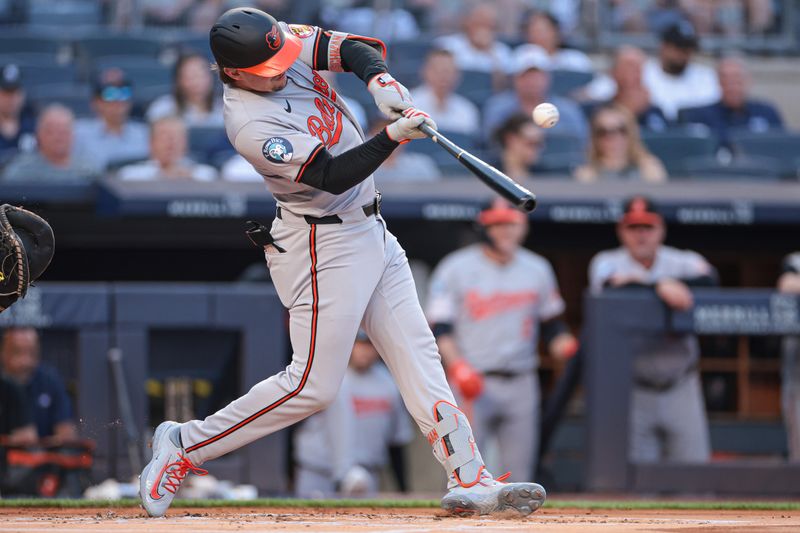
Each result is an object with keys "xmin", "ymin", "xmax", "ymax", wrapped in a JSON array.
[{"xmin": 418, "ymin": 123, "xmax": 537, "ymax": 213}]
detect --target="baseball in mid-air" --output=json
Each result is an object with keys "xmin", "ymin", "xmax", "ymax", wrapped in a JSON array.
[{"xmin": 532, "ymin": 102, "xmax": 559, "ymax": 128}]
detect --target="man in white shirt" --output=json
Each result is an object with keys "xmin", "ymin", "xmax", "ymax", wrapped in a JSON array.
[
  {"xmin": 642, "ymin": 20, "xmax": 720, "ymax": 121},
  {"xmin": 435, "ymin": 2, "xmax": 512, "ymax": 75},
  {"xmin": 117, "ymin": 116, "xmax": 217, "ymax": 181},
  {"xmin": 410, "ymin": 49, "xmax": 480, "ymax": 136}
]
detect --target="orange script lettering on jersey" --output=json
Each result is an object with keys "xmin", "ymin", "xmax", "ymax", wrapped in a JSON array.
[
  {"xmin": 464, "ymin": 290, "xmax": 538, "ymax": 320},
  {"xmin": 308, "ymin": 72, "xmax": 342, "ymax": 148}
]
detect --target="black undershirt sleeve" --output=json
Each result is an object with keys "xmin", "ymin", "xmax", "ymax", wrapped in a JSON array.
[
  {"xmin": 297, "ymin": 130, "xmax": 399, "ymax": 194},
  {"xmin": 431, "ymin": 322, "xmax": 454, "ymax": 338},
  {"xmin": 540, "ymin": 318, "xmax": 569, "ymax": 347},
  {"xmin": 313, "ymin": 32, "xmax": 388, "ymax": 82}
]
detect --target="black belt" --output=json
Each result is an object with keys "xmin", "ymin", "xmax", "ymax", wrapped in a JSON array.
[
  {"xmin": 634, "ymin": 363, "xmax": 698, "ymax": 392},
  {"xmin": 277, "ymin": 194, "xmax": 381, "ymax": 225},
  {"xmin": 483, "ymin": 370, "xmax": 531, "ymax": 380}
]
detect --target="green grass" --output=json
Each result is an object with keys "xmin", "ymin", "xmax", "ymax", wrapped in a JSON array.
[{"xmin": 1, "ymin": 498, "xmax": 799, "ymax": 511}]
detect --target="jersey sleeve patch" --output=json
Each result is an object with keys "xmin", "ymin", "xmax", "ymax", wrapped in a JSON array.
[
  {"xmin": 262, "ymin": 137, "xmax": 294, "ymax": 164},
  {"xmin": 289, "ymin": 24, "xmax": 315, "ymax": 39}
]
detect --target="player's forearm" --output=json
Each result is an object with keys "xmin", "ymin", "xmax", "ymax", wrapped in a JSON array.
[
  {"xmin": 298, "ymin": 130, "xmax": 399, "ymax": 194},
  {"xmin": 340, "ymin": 39, "xmax": 387, "ymax": 83},
  {"xmin": 778, "ymin": 272, "xmax": 800, "ymax": 293},
  {"xmin": 434, "ymin": 332, "xmax": 463, "ymax": 369}
]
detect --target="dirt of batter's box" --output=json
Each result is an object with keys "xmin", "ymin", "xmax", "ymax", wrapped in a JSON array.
[{"xmin": 0, "ymin": 506, "xmax": 798, "ymax": 532}]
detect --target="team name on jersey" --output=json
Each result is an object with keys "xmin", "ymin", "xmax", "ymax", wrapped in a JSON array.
[
  {"xmin": 352, "ymin": 396, "xmax": 392, "ymax": 416},
  {"xmin": 464, "ymin": 290, "xmax": 538, "ymax": 320},
  {"xmin": 308, "ymin": 72, "xmax": 343, "ymax": 149}
]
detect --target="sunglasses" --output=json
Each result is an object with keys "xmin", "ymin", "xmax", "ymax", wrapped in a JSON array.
[
  {"xmin": 99, "ymin": 85, "xmax": 132, "ymax": 102},
  {"xmin": 595, "ymin": 125, "xmax": 627, "ymax": 137}
]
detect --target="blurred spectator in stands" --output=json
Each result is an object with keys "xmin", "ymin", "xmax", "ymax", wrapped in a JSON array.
[
  {"xmin": 1, "ymin": 328, "xmax": 77, "ymax": 444},
  {"xmin": 221, "ymin": 154, "xmax": 263, "ymax": 182},
  {"xmin": 74, "ymin": 69, "xmax": 149, "ymax": 172},
  {"xmin": 778, "ymin": 252, "xmax": 800, "ymax": 462},
  {"xmin": 678, "ymin": 56, "xmax": 783, "ymax": 148},
  {"xmin": 409, "ymin": 49, "xmax": 480, "ymax": 136},
  {"xmin": 368, "ymin": 119, "xmax": 440, "ymax": 183},
  {"xmin": 492, "ymin": 114, "xmax": 544, "ymax": 181},
  {"xmin": 147, "ymin": 53, "xmax": 224, "ymax": 128},
  {"xmin": 483, "ymin": 46, "xmax": 588, "ymax": 146},
  {"xmin": 141, "ymin": 0, "xmax": 192, "ymax": 26},
  {"xmin": 333, "ymin": 2, "xmax": 420, "ymax": 42},
  {"xmin": 2, "ymin": 105, "xmax": 97, "ymax": 183},
  {"xmin": 574, "ymin": 105, "xmax": 667, "ymax": 183},
  {"xmin": 435, "ymin": 2, "xmax": 513, "ymax": 79},
  {"xmin": 643, "ymin": 20, "xmax": 720, "ymax": 121},
  {"xmin": 584, "ymin": 46, "xmax": 669, "ymax": 132},
  {"xmin": 0, "ymin": 374, "xmax": 36, "ymax": 446},
  {"xmin": 518, "ymin": 11, "xmax": 592, "ymax": 73},
  {"xmin": 117, "ymin": 116, "xmax": 217, "ymax": 181},
  {"xmin": 0, "ymin": 64, "xmax": 35, "ymax": 162},
  {"xmin": 589, "ymin": 196, "xmax": 716, "ymax": 464}
]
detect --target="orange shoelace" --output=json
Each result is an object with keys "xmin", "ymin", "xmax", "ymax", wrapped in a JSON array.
[{"xmin": 162, "ymin": 454, "xmax": 208, "ymax": 494}]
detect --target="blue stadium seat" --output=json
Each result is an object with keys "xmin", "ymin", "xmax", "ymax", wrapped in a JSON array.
[
  {"xmin": 27, "ymin": 83, "xmax": 93, "ymax": 117},
  {"xmin": 729, "ymin": 131, "xmax": 800, "ymax": 178},
  {"xmin": 75, "ymin": 35, "xmax": 164, "ymax": 61},
  {"xmin": 542, "ymin": 134, "xmax": 584, "ymax": 156},
  {"xmin": 26, "ymin": 0, "xmax": 101, "ymax": 29},
  {"xmin": 188, "ymin": 126, "xmax": 229, "ymax": 164},
  {"xmin": 92, "ymin": 56, "xmax": 172, "ymax": 88},
  {"xmin": 334, "ymin": 73, "xmax": 376, "ymax": 117},
  {"xmin": 683, "ymin": 155, "xmax": 784, "ymax": 181},
  {"xmin": 641, "ymin": 125, "xmax": 718, "ymax": 177},
  {"xmin": 550, "ymin": 70, "xmax": 594, "ymax": 97},
  {"xmin": 535, "ymin": 151, "xmax": 585, "ymax": 175},
  {"xmin": 455, "ymin": 70, "xmax": 494, "ymax": 107},
  {"xmin": 0, "ymin": 35, "xmax": 66, "ymax": 55},
  {"xmin": 404, "ymin": 130, "xmax": 477, "ymax": 176},
  {"xmin": 388, "ymin": 39, "xmax": 435, "ymax": 67},
  {"xmin": 0, "ymin": 57, "xmax": 80, "ymax": 87}
]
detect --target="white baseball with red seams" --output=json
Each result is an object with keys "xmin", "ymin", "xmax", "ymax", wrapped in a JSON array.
[
  {"xmin": 533, "ymin": 102, "xmax": 560, "ymax": 128},
  {"xmin": 139, "ymin": 20, "xmax": 545, "ymax": 518}
]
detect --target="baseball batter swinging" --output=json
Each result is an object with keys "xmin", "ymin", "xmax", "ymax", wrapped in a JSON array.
[{"xmin": 139, "ymin": 7, "xmax": 545, "ymax": 517}]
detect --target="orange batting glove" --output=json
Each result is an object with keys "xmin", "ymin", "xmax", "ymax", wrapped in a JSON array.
[{"xmin": 448, "ymin": 359, "xmax": 484, "ymax": 401}]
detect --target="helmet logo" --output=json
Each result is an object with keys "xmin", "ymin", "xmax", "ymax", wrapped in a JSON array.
[{"xmin": 266, "ymin": 25, "xmax": 282, "ymax": 50}]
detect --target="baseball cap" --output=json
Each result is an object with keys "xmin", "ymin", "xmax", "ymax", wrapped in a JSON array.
[
  {"xmin": 210, "ymin": 8, "xmax": 301, "ymax": 78},
  {"xmin": 477, "ymin": 198, "xmax": 527, "ymax": 226},
  {"xmin": 512, "ymin": 45, "xmax": 552, "ymax": 75},
  {"xmin": 619, "ymin": 196, "xmax": 663, "ymax": 227},
  {"xmin": 93, "ymin": 68, "xmax": 133, "ymax": 102},
  {"xmin": 661, "ymin": 20, "xmax": 699, "ymax": 49},
  {"xmin": 0, "ymin": 64, "xmax": 22, "ymax": 91}
]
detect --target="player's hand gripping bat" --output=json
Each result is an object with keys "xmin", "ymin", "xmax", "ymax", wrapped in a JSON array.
[{"xmin": 418, "ymin": 124, "xmax": 537, "ymax": 212}]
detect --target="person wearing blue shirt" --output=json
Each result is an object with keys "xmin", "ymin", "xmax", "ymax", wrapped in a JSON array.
[
  {"xmin": 1, "ymin": 328, "xmax": 77, "ymax": 444},
  {"xmin": 678, "ymin": 57, "xmax": 783, "ymax": 148}
]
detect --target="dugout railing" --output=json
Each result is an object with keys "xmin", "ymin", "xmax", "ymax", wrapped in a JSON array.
[{"xmin": 584, "ymin": 288, "xmax": 800, "ymax": 495}]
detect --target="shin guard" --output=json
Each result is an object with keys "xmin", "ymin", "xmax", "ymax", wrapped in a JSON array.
[{"xmin": 428, "ymin": 400, "xmax": 486, "ymax": 487}]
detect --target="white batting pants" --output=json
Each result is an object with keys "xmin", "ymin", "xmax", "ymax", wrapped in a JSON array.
[{"xmin": 181, "ymin": 209, "xmax": 458, "ymax": 465}]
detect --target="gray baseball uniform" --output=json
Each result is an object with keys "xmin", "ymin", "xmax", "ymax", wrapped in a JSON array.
[
  {"xmin": 426, "ymin": 244, "xmax": 566, "ymax": 479},
  {"xmin": 294, "ymin": 363, "xmax": 413, "ymax": 496},
  {"xmin": 781, "ymin": 252, "xmax": 800, "ymax": 462},
  {"xmin": 179, "ymin": 24, "xmax": 461, "ymax": 477},
  {"xmin": 589, "ymin": 245, "xmax": 713, "ymax": 463}
]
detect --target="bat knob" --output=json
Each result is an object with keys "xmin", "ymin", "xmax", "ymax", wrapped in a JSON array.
[{"xmin": 521, "ymin": 196, "xmax": 537, "ymax": 213}]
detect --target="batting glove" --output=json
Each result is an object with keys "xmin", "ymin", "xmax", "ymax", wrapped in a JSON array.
[
  {"xmin": 368, "ymin": 72, "xmax": 412, "ymax": 119},
  {"xmin": 447, "ymin": 359, "xmax": 483, "ymax": 401},
  {"xmin": 385, "ymin": 108, "xmax": 438, "ymax": 143}
]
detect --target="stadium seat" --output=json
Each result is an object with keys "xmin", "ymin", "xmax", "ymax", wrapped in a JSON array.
[
  {"xmin": 729, "ymin": 131, "xmax": 800, "ymax": 179},
  {"xmin": 2, "ymin": 58, "xmax": 80, "ymax": 88},
  {"xmin": 535, "ymin": 151, "xmax": 586, "ymax": 175},
  {"xmin": 188, "ymin": 126, "xmax": 229, "ymax": 164},
  {"xmin": 0, "ymin": 35, "xmax": 66, "ymax": 56},
  {"xmin": 683, "ymin": 155, "xmax": 784, "ymax": 181},
  {"xmin": 455, "ymin": 70, "xmax": 494, "ymax": 107},
  {"xmin": 74, "ymin": 35, "xmax": 164, "ymax": 61},
  {"xmin": 404, "ymin": 130, "xmax": 477, "ymax": 176},
  {"xmin": 388, "ymin": 40, "xmax": 434, "ymax": 68},
  {"xmin": 550, "ymin": 70, "xmax": 594, "ymax": 96},
  {"xmin": 27, "ymin": 83, "xmax": 93, "ymax": 117},
  {"xmin": 334, "ymin": 73, "xmax": 376, "ymax": 117},
  {"xmin": 542, "ymin": 134, "xmax": 584, "ymax": 156},
  {"xmin": 641, "ymin": 125, "xmax": 718, "ymax": 177},
  {"xmin": 26, "ymin": 0, "xmax": 101, "ymax": 29},
  {"xmin": 92, "ymin": 56, "xmax": 172, "ymax": 88}
]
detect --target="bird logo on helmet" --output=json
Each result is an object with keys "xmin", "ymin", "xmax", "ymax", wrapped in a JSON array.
[{"xmin": 266, "ymin": 25, "xmax": 282, "ymax": 50}]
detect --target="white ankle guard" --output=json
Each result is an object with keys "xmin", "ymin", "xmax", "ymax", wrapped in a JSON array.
[{"xmin": 428, "ymin": 400, "xmax": 486, "ymax": 487}]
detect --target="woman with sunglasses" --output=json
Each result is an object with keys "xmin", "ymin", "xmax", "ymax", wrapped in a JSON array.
[
  {"xmin": 574, "ymin": 104, "xmax": 666, "ymax": 183},
  {"xmin": 493, "ymin": 113, "xmax": 544, "ymax": 182}
]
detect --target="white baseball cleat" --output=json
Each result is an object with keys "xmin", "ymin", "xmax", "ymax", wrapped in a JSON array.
[
  {"xmin": 139, "ymin": 421, "xmax": 207, "ymax": 517},
  {"xmin": 440, "ymin": 471, "xmax": 546, "ymax": 516}
]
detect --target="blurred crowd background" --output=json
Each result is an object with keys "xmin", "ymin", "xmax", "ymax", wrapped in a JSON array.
[{"xmin": 1, "ymin": 0, "xmax": 800, "ymax": 183}]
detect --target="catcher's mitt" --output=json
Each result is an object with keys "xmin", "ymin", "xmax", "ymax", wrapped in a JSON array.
[{"xmin": 0, "ymin": 204, "xmax": 55, "ymax": 313}]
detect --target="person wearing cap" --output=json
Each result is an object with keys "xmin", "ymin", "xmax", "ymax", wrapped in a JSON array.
[
  {"xmin": 294, "ymin": 331, "xmax": 413, "ymax": 497},
  {"xmin": 642, "ymin": 20, "xmax": 720, "ymax": 121},
  {"xmin": 426, "ymin": 198, "xmax": 578, "ymax": 482},
  {"xmin": 73, "ymin": 68, "xmax": 149, "ymax": 172},
  {"xmin": 588, "ymin": 196, "xmax": 717, "ymax": 464},
  {"xmin": 483, "ymin": 45, "xmax": 588, "ymax": 146},
  {"xmin": 140, "ymin": 7, "xmax": 548, "ymax": 519},
  {"xmin": 0, "ymin": 64, "xmax": 35, "ymax": 159},
  {"xmin": 2, "ymin": 104, "xmax": 97, "ymax": 183},
  {"xmin": 678, "ymin": 56, "xmax": 783, "ymax": 149}
]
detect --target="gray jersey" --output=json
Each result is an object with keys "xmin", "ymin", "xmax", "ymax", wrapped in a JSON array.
[
  {"xmin": 293, "ymin": 364, "xmax": 411, "ymax": 474},
  {"xmin": 224, "ymin": 22, "xmax": 375, "ymax": 217},
  {"xmin": 589, "ymin": 245, "xmax": 714, "ymax": 387},
  {"xmin": 426, "ymin": 245, "xmax": 565, "ymax": 373}
]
